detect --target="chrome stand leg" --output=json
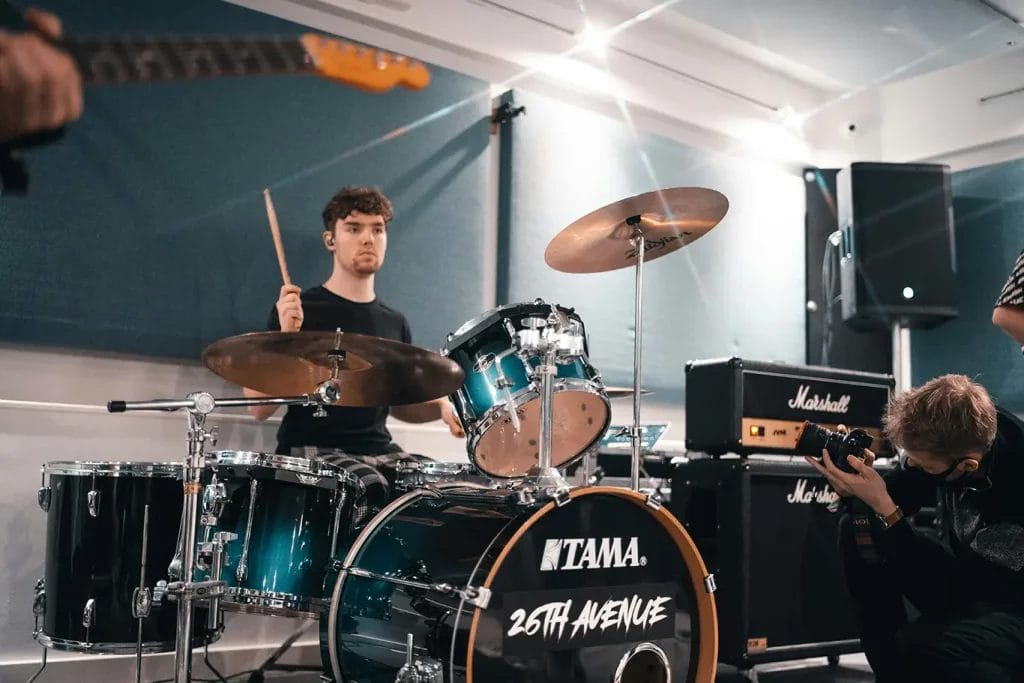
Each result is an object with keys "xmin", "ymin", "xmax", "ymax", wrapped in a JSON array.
[
  {"xmin": 629, "ymin": 222, "xmax": 646, "ymax": 491},
  {"xmin": 204, "ymin": 643, "xmax": 228, "ymax": 683},
  {"xmin": 25, "ymin": 648, "xmax": 47, "ymax": 683}
]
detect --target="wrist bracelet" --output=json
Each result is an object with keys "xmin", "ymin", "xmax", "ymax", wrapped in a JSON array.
[{"xmin": 879, "ymin": 506, "xmax": 903, "ymax": 529}]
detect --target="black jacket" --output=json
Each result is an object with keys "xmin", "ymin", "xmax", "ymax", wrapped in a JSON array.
[{"xmin": 880, "ymin": 407, "xmax": 1024, "ymax": 607}]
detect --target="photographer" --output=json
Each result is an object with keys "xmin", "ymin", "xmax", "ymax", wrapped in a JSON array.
[{"xmin": 806, "ymin": 374, "xmax": 1024, "ymax": 682}]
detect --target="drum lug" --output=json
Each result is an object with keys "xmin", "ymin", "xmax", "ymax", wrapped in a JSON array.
[
  {"xmin": 87, "ymin": 490, "xmax": 100, "ymax": 518},
  {"xmin": 82, "ymin": 598, "xmax": 96, "ymax": 628},
  {"xmin": 202, "ymin": 478, "xmax": 227, "ymax": 519},
  {"xmin": 704, "ymin": 573, "xmax": 718, "ymax": 594},
  {"xmin": 461, "ymin": 584, "xmax": 492, "ymax": 609},
  {"xmin": 31, "ymin": 578, "xmax": 45, "ymax": 638},
  {"xmin": 37, "ymin": 486, "xmax": 50, "ymax": 512},
  {"xmin": 132, "ymin": 587, "xmax": 153, "ymax": 619},
  {"xmin": 644, "ymin": 493, "xmax": 662, "ymax": 511}
]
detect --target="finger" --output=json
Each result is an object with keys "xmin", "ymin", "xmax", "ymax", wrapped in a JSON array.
[
  {"xmin": 846, "ymin": 454, "xmax": 868, "ymax": 474},
  {"xmin": 280, "ymin": 284, "xmax": 301, "ymax": 297},
  {"xmin": 863, "ymin": 450, "xmax": 876, "ymax": 467},
  {"xmin": 804, "ymin": 455, "xmax": 828, "ymax": 475},
  {"xmin": 24, "ymin": 8, "xmax": 63, "ymax": 39}
]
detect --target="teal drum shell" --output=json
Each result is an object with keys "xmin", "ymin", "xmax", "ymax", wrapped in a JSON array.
[
  {"xmin": 443, "ymin": 301, "xmax": 611, "ymax": 478},
  {"xmin": 195, "ymin": 452, "xmax": 360, "ymax": 618},
  {"xmin": 320, "ymin": 486, "xmax": 717, "ymax": 682}
]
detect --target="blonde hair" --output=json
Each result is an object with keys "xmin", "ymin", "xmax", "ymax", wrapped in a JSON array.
[{"xmin": 883, "ymin": 374, "xmax": 996, "ymax": 462}]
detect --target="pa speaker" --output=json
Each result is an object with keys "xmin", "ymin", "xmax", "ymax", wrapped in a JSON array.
[{"xmin": 838, "ymin": 162, "xmax": 957, "ymax": 330}]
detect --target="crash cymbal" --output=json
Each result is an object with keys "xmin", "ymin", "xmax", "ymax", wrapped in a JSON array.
[
  {"xmin": 604, "ymin": 386, "xmax": 653, "ymax": 399},
  {"xmin": 545, "ymin": 187, "xmax": 729, "ymax": 273},
  {"xmin": 202, "ymin": 331, "xmax": 465, "ymax": 406}
]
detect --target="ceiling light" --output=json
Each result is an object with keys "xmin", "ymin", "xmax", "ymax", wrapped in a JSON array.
[{"xmin": 576, "ymin": 21, "xmax": 610, "ymax": 57}]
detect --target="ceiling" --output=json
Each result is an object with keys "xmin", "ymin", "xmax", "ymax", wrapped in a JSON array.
[{"xmin": 232, "ymin": 0, "xmax": 1024, "ymax": 166}]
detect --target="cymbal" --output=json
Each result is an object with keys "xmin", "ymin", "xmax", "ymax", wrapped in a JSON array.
[
  {"xmin": 545, "ymin": 187, "xmax": 729, "ymax": 273},
  {"xmin": 604, "ymin": 386, "xmax": 653, "ymax": 399},
  {"xmin": 203, "ymin": 331, "xmax": 465, "ymax": 407}
]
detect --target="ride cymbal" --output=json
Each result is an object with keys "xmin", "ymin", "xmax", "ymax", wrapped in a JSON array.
[{"xmin": 545, "ymin": 187, "xmax": 728, "ymax": 274}]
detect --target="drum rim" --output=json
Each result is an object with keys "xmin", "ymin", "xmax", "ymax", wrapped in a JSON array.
[
  {"xmin": 211, "ymin": 450, "xmax": 352, "ymax": 482},
  {"xmin": 463, "ymin": 486, "xmax": 719, "ymax": 683},
  {"xmin": 36, "ymin": 629, "xmax": 218, "ymax": 654},
  {"xmin": 42, "ymin": 461, "xmax": 182, "ymax": 477},
  {"xmin": 396, "ymin": 460, "xmax": 469, "ymax": 475},
  {"xmin": 443, "ymin": 299, "xmax": 578, "ymax": 354},
  {"xmin": 466, "ymin": 378, "xmax": 611, "ymax": 479}
]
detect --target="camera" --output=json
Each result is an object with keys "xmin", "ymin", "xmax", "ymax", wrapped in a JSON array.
[{"xmin": 796, "ymin": 421, "xmax": 873, "ymax": 474}]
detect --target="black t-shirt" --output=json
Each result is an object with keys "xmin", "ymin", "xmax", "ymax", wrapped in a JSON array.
[{"xmin": 267, "ymin": 286, "xmax": 411, "ymax": 455}]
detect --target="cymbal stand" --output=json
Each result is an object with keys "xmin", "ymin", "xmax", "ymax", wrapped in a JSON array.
[
  {"xmin": 628, "ymin": 217, "xmax": 646, "ymax": 491},
  {"xmin": 519, "ymin": 305, "xmax": 583, "ymax": 499},
  {"xmin": 107, "ymin": 389, "xmax": 338, "ymax": 683}
]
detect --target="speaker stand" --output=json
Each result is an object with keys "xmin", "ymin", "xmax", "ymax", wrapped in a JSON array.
[{"xmin": 891, "ymin": 322, "xmax": 912, "ymax": 394}]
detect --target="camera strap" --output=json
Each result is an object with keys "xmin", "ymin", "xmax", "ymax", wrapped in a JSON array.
[{"xmin": 848, "ymin": 498, "xmax": 882, "ymax": 564}]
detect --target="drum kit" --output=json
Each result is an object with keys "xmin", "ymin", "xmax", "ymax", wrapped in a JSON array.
[{"xmin": 29, "ymin": 187, "xmax": 728, "ymax": 683}]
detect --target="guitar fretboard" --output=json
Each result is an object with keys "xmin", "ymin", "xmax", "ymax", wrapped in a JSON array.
[{"xmin": 64, "ymin": 37, "xmax": 312, "ymax": 85}]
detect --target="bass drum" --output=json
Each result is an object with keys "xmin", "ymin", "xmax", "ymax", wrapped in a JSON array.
[{"xmin": 321, "ymin": 486, "xmax": 717, "ymax": 682}]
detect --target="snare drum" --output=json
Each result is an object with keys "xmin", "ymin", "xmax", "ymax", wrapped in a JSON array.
[
  {"xmin": 320, "ymin": 486, "xmax": 718, "ymax": 682},
  {"xmin": 444, "ymin": 301, "xmax": 611, "ymax": 478},
  {"xmin": 35, "ymin": 461, "xmax": 218, "ymax": 653},
  {"xmin": 392, "ymin": 460, "xmax": 493, "ymax": 493},
  {"xmin": 194, "ymin": 451, "xmax": 360, "ymax": 618}
]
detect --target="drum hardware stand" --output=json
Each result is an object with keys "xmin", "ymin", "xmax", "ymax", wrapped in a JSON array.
[
  {"xmin": 133, "ymin": 504, "xmax": 152, "ymax": 683},
  {"xmin": 107, "ymin": 387, "xmax": 342, "ymax": 683},
  {"xmin": 628, "ymin": 217, "xmax": 646, "ymax": 492},
  {"xmin": 396, "ymin": 632, "xmax": 443, "ymax": 683},
  {"xmin": 27, "ymin": 580, "xmax": 47, "ymax": 683},
  {"xmin": 345, "ymin": 566, "xmax": 493, "ymax": 609},
  {"xmin": 245, "ymin": 621, "xmax": 320, "ymax": 682},
  {"xmin": 520, "ymin": 306, "xmax": 579, "ymax": 503}
]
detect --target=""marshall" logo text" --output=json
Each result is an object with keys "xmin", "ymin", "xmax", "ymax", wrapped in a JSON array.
[{"xmin": 787, "ymin": 384, "xmax": 851, "ymax": 414}]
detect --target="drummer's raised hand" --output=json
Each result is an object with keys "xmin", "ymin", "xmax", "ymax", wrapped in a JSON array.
[
  {"xmin": 276, "ymin": 284, "xmax": 303, "ymax": 332},
  {"xmin": 440, "ymin": 400, "xmax": 465, "ymax": 438}
]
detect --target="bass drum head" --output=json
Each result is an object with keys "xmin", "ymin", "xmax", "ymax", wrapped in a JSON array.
[
  {"xmin": 323, "ymin": 486, "xmax": 717, "ymax": 682},
  {"xmin": 464, "ymin": 488, "xmax": 717, "ymax": 682}
]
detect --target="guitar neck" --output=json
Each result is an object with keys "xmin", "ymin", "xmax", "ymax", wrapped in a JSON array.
[{"xmin": 64, "ymin": 37, "xmax": 313, "ymax": 85}]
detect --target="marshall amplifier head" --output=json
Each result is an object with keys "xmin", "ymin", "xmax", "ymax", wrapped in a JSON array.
[{"xmin": 684, "ymin": 357, "xmax": 894, "ymax": 456}]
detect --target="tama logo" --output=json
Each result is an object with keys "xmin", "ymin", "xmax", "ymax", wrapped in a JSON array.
[
  {"xmin": 787, "ymin": 384, "xmax": 850, "ymax": 415},
  {"xmin": 540, "ymin": 537, "xmax": 646, "ymax": 571}
]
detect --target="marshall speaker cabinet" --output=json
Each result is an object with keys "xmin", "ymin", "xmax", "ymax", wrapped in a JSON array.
[
  {"xmin": 684, "ymin": 357, "xmax": 894, "ymax": 457},
  {"xmin": 670, "ymin": 458, "xmax": 877, "ymax": 667}
]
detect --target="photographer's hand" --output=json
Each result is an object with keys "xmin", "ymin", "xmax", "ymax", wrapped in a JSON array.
[{"xmin": 805, "ymin": 449, "xmax": 897, "ymax": 516}]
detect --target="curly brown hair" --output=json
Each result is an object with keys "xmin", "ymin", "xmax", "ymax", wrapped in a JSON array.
[
  {"xmin": 321, "ymin": 186, "xmax": 394, "ymax": 232},
  {"xmin": 883, "ymin": 374, "xmax": 997, "ymax": 461}
]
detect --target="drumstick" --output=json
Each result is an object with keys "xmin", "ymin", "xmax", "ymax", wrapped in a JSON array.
[{"xmin": 264, "ymin": 188, "xmax": 292, "ymax": 286}]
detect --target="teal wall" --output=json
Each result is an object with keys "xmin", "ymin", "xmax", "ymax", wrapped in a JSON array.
[
  {"xmin": 912, "ymin": 157, "xmax": 1024, "ymax": 412},
  {"xmin": 0, "ymin": 0, "xmax": 491, "ymax": 357},
  {"xmin": 508, "ymin": 90, "xmax": 806, "ymax": 399}
]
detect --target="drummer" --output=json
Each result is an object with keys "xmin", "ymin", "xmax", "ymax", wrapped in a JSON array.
[{"xmin": 243, "ymin": 185, "xmax": 464, "ymax": 523}]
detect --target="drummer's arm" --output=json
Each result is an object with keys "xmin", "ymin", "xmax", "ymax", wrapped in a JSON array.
[
  {"xmin": 243, "ymin": 386, "xmax": 281, "ymax": 421},
  {"xmin": 390, "ymin": 399, "xmax": 443, "ymax": 423},
  {"xmin": 392, "ymin": 399, "xmax": 465, "ymax": 438}
]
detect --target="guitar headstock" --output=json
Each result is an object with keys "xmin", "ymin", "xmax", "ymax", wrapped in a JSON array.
[{"xmin": 300, "ymin": 34, "xmax": 430, "ymax": 93}]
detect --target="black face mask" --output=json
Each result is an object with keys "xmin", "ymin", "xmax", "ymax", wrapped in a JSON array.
[
  {"xmin": 900, "ymin": 453, "xmax": 964, "ymax": 485},
  {"xmin": 919, "ymin": 462, "xmax": 963, "ymax": 485}
]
